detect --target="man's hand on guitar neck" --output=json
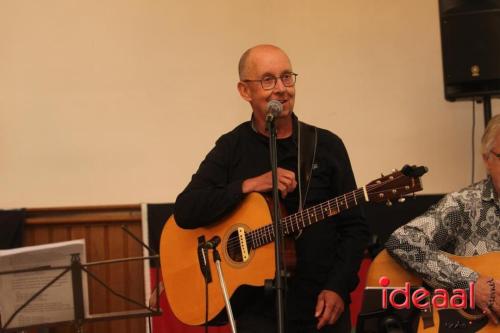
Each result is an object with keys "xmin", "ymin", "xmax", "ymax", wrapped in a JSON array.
[
  {"xmin": 242, "ymin": 167, "xmax": 297, "ymax": 199},
  {"xmin": 475, "ymin": 275, "xmax": 500, "ymax": 325}
]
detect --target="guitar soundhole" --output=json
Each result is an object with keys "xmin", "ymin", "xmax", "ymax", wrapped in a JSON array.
[{"xmin": 226, "ymin": 230, "xmax": 244, "ymax": 263}]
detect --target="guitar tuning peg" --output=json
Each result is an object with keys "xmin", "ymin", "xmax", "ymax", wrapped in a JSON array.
[
  {"xmin": 392, "ymin": 168, "xmax": 397, "ymax": 172},
  {"xmin": 398, "ymin": 197, "xmax": 406, "ymax": 203},
  {"xmin": 386, "ymin": 200, "xmax": 392, "ymax": 207}
]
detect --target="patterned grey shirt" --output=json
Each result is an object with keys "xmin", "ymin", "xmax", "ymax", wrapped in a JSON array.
[{"xmin": 386, "ymin": 177, "xmax": 499, "ymax": 290}]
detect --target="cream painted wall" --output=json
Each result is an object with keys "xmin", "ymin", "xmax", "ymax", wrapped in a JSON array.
[{"xmin": 1, "ymin": 0, "xmax": 499, "ymax": 208}]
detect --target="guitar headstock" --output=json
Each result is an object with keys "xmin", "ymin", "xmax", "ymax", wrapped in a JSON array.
[{"xmin": 366, "ymin": 165, "xmax": 427, "ymax": 204}]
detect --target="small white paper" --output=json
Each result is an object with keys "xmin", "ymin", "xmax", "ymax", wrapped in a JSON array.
[{"xmin": 0, "ymin": 239, "xmax": 88, "ymax": 329}]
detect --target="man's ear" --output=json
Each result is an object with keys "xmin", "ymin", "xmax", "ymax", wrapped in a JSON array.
[
  {"xmin": 237, "ymin": 81, "xmax": 252, "ymax": 102},
  {"xmin": 483, "ymin": 153, "xmax": 491, "ymax": 173}
]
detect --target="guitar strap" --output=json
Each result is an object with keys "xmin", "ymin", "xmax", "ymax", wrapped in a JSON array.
[
  {"xmin": 250, "ymin": 114, "xmax": 317, "ymax": 211},
  {"xmin": 297, "ymin": 121, "xmax": 318, "ymax": 212},
  {"xmin": 419, "ymin": 281, "xmax": 435, "ymax": 329}
]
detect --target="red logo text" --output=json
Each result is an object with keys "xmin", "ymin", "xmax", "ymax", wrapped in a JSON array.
[{"xmin": 378, "ymin": 276, "xmax": 475, "ymax": 310}]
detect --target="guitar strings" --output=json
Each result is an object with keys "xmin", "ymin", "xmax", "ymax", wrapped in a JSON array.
[
  {"xmin": 224, "ymin": 173, "xmax": 410, "ymax": 251},
  {"xmin": 224, "ymin": 173, "xmax": 412, "ymax": 252},
  {"xmin": 225, "ymin": 177, "xmax": 409, "ymax": 251}
]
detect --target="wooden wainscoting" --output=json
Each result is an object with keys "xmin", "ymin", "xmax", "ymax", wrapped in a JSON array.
[{"xmin": 23, "ymin": 204, "xmax": 147, "ymax": 333}]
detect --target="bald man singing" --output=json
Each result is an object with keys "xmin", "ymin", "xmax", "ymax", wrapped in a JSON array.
[{"xmin": 174, "ymin": 44, "xmax": 368, "ymax": 333}]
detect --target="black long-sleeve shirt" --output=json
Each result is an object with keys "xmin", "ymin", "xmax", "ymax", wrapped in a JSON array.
[{"xmin": 174, "ymin": 114, "xmax": 368, "ymax": 320}]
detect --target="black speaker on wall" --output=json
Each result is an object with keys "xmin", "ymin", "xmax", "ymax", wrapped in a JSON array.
[{"xmin": 439, "ymin": 0, "xmax": 500, "ymax": 101}]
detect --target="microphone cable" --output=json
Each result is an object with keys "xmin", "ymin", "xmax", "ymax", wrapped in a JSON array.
[
  {"xmin": 203, "ymin": 246, "xmax": 210, "ymax": 333},
  {"xmin": 205, "ymin": 273, "xmax": 209, "ymax": 333},
  {"xmin": 471, "ymin": 100, "xmax": 476, "ymax": 185}
]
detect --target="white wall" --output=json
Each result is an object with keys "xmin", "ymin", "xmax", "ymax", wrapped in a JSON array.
[{"xmin": 1, "ymin": 0, "xmax": 498, "ymax": 208}]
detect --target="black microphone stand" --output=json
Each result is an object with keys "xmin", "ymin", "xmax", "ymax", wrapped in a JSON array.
[{"xmin": 266, "ymin": 114, "xmax": 285, "ymax": 333}]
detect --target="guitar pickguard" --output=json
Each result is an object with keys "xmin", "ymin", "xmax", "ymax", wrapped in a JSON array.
[{"xmin": 435, "ymin": 309, "xmax": 488, "ymax": 332}]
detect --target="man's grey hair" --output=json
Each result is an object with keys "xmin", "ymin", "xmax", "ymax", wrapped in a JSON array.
[
  {"xmin": 481, "ymin": 114, "xmax": 500, "ymax": 155},
  {"xmin": 238, "ymin": 47, "xmax": 253, "ymax": 80}
]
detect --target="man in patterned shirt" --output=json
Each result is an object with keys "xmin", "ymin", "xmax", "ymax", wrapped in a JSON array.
[{"xmin": 386, "ymin": 114, "xmax": 500, "ymax": 325}]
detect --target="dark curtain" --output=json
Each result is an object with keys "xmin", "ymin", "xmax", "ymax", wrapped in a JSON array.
[
  {"xmin": 147, "ymin": 203, "xmax": 174, "ymax": 267},
  {"xmin": 0, "ymin": 209, "xmax": 26, "ymax": 249}
]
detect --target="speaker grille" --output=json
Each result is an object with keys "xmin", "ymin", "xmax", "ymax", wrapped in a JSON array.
[{"xmin": 439, "ymin": 0, "xmax": 500, "ymax": 101}]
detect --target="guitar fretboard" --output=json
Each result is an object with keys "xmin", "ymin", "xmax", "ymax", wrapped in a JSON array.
[{"xmin": 247, "ymin": 188, "xmax": 366, "ymax": 249}]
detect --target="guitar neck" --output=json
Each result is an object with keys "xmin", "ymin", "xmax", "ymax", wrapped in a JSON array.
[{"xmin": 248, "ymin": 188, "xmax": 366, "ymax": 249}]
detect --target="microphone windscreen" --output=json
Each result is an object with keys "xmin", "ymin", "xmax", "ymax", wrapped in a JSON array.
[{"xmin": 267, "ymin": 100, "xmax": 283, "ymax": 116}]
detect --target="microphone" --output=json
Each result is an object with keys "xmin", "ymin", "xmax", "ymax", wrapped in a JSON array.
[
  {"xmin": 265, "ymin": 100, "xmax": 283, "ymax": 122},
  {"xmin": 204, "ymin": 236, "xmax": 221, "ymax": 249}
]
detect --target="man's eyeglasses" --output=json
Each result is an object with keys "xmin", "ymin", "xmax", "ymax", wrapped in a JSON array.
[{"xmin": 242, "ymin": 73, "xmax": 298, "ymax": 90}]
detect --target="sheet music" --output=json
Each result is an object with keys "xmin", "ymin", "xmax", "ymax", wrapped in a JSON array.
[{"xmin": 0, "ymin": 239, "xmax": 88, "ymax": 329}]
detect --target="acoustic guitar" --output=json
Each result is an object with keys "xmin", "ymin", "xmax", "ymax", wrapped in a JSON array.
[
  {"xmin": 160, "ymin": 165, "xmax": 426, "ymax": 325},
  {"xmin": 366, "ymin": 249, "xmax": 499, "ymax": 332}
]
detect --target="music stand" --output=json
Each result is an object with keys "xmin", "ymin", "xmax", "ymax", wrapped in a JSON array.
[{"xmin": 0, "ymin": 234, "xmax": 162, "ymax": 333}]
